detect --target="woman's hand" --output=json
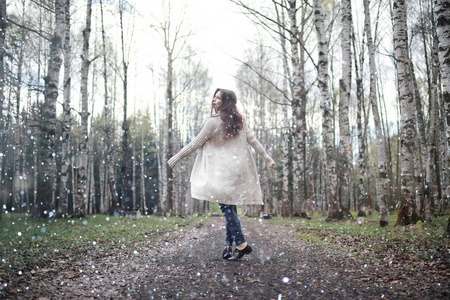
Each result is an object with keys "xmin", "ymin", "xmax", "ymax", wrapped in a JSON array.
[{"xmin": 269, "ymin": 163, "xmax": 275, "ymax": 169}]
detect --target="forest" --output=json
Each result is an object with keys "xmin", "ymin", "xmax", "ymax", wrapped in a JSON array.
[
  {"xmin": 0, "ymin": 0, "xmax": 449, "ymax": 298},
  {"xmin": 0, "ymin": 0, "xmax": 449, "ymax": 231}
]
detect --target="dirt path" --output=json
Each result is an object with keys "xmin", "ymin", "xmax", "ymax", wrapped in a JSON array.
[{"xmin": 6, "ymin": 217, "xmax": 449, "ymax": 299}]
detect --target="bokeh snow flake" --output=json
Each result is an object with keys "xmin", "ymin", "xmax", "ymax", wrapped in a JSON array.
[{"xmin": 281, "ymin": 276, "xmax": 290, "ymax": 284}]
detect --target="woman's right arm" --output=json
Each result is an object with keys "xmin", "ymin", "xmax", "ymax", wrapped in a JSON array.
[
  {"xmin": 245, "ymin": 122, "xmax": 275, "ymax": 168},
  {"xmin": 167, "ymin": 118, "xmax": 217, "ymax": 168}
]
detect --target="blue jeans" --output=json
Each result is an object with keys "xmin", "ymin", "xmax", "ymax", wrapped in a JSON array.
[{"xmin": 219, "ymin": 204, "xmax": 245, "ymax": 247}]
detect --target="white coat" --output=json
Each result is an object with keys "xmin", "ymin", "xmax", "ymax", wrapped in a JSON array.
[{"xmin": 167, "ymin": 115, "xmax": 274, "ymax": 205}]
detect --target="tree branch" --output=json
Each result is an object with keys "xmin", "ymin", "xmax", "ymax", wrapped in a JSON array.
[{"xmin": 7, "ymin": 17, "xmax": 51, "ymax": 40}]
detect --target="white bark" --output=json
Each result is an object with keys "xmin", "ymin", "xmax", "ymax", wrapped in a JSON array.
[
  {"xmin": 99, "ymin": 0, "xmax": 117, "ymax": 214},
  {"xmin": 41, "ymin": 0, "xmax": 65, "ymax": 216},
  {"xmin": 75, "ymin": 0, "xmax": 92, "ymax": 217},
  {"xmin": 119, "ymin": 0, "xmax": 131, "ymax": 212},
  {"xmin": 339, "ymin": 0, "xmax": 353, "ymax": 209},
  {"xmin": 13, "ymin": 3, "xmax": 26, "ymax": 211},
  {"xmin": 364, "ymin": 0, "xmax": 388, "ymax": 226},
  {"xmin": 393, "ymin": 0, "xmax": 417, "ymax": 225},
  {"xmin": 58, "ymin": 0, "xmax": 71, "ymax": 218},
  {"xmin": 132, "ymin": 142, "xmax": 136, "ymax": 211},
  {"xmin": 0, "ymin": 0, "xmax": 5, "ymax": 135},
  {"xmin": 274, "ymin": 1, "xmax": 291, "ymax": 217},
  {"xmin": 313, "ymin": 0, "xmax": 338, "ymax": 219},
  {"xmin": 140, "ymin": 123, "xmax": 146, "ymax": 214},
  {"xmin": 288, "ymin": 0, "xmax": 306, "ymax": 216},
  {"xmin": 435, "ymin": 0, "xmax": 450, "ymax": 189},
  {"xmin": 356, "ymin": 76, "xmax": 367, "ymax": 217}
]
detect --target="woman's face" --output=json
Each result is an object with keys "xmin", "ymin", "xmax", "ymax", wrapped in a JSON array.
[{"xmin": 212, "ymin": 91, "xmax": 222, "ymax": 112}]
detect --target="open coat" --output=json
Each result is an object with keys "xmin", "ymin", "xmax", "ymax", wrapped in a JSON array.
[{"xmin": 167, "ymin": 115, "xmax": 274, "ymax": 205}]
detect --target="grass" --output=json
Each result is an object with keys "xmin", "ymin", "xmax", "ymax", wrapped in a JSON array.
[
  {"xmin": 266, "ymin": 212, "xmax": 449, "ymax": 263},
  {"xmin": 0, "ymin": 213, "xmax": 201, "ymax": 284},
  {"xmin": 1, "ymin": 210, "xmax": 448, "ymax": 286}
]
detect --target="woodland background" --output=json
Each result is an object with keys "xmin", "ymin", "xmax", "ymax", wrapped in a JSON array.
[{"xmin": 0, "ymin": 0, "xmax": 449, "ymax": 231}]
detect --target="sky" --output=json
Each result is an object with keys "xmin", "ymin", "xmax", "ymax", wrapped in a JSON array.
[
  {"xmin": 10, "ymin": 0, "xmax": 399, "ymax": 127},
  {"xmin": 76, "ymin": 0, "xmax": 260, "ymax": 120},
  {"xmin": 130, "ymin": 0, "xmax": 256, "ymax": 97}
]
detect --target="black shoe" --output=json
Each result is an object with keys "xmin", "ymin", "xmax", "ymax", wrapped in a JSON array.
[
  {"xmin": 222, "ymin": 246, "xmax": 233, "ymax": 259},
  {"xmin": 228, "ymin": 244, "xmax": 252, "ymax": 260}
]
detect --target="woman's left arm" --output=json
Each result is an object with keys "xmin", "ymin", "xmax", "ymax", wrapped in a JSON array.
[
  {"xmin": 167, "ymin": 118, "xmax": 217, "ymax": 168},
  {"xmin": 245, "ymin": 122, "xmax": 275, "ymax": 168}
]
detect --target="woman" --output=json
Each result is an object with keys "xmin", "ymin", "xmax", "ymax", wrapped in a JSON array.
[{"xmin": 168, "ymin": 88, "xmax": 275, "ymax": 260}]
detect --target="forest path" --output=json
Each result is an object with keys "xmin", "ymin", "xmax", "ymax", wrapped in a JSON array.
[{"xmin": 7, "ymin": 217, "xmax": 449, "ymax": 299}]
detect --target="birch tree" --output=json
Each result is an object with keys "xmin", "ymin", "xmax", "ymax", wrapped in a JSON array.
[
  {"xmin": 313, "ymin": 0, "xmax": 338, "ymax": 220},
  {"xmin": 415, "ymin": 0, "xmax": 440, "ymax": 222},
  {"xmin": 58, "ymin": 0, "xmax": 71, "ymax": 218},
  {"xmin": 393, "ymin": 0, "xmax": 418, "ymax": 226},
  {"xmin": 0, "ymin": 0, "xmax": 5, "ymax": 135},
  {"xmin": 364, "ymin": 0, "xmax": 389, "ymax": 226},
  {"xmin": 351, "ymin": 17, "xmax": 368, "ymax": 217},
  {"xmin": 435, "ymin": 0, "xmax": 450, "ymax": 176},
  {"xmin": 40, "ymin": 0, "xmax": 65, "ymax": 217},
  {"xmin": 339, "ymin": 0, "xmax": 353, "ymax": 210},
  {"xmin": 0, "ymin": 0, "xmax": 5, "ymax": 216},
  {"xmin": 74, "ymin": 0, "xmax": 92, "ymax": 217},
  {"xmin": 287, "ymin": 0, "xmax": 307, "ymax": 217},
  {"xmin": 12, "ymin": 1, "xmax": 27, "ymax": 212},
  {"xmin": 424, "ymin": 38, "xmax": 438, "ymax": 222},
  {"xmin": 152, "ymin": 3, "xmax": 192, "ymax": 215},
  {"xmin": 99, "ymin": 0, "xmax": 118, "ymax": 214},
  {"xmin": 434, "ymin": 0, "xmax": 450, "ymax": 234},
  {"xmin": 275, "ymin": 1, "xmax": 292, "ymax": 218},
  {"xmin": 118, "ymin": 0, "xmax": 133, "ymax": 212}
]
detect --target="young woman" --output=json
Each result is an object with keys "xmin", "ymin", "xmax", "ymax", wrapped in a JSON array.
[{"xmin": 168, "ymin": 88, "xmax": 275, "ymax": 260}]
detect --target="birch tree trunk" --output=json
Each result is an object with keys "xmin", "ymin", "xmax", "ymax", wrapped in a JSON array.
[
  {"xmin": 410, "ymin": 64, "xmax": 426, "ymax": 218},
  {"xmin": 364, "ymin": 0, "xmax": 389, "ymax": 226},
  {"xmin": 41, "ymin": 0, "xmax": 65, "ymax": 217},
  {"xmin": 132, "ymin": 140, "xmax": 136, "ymax": 211},
  {"xmin": 353, "ymin": 36, "xmax": 367, "ymax": 217},
  {"xmin": 434, "ymin": 0, "xmax": 450, "ymax": 234},
  {"xmin": 339, "ymin": 0, "xmax": 353, "ymax": 210},
  {"xmin": 58, "ymin": 0, "xmax": 71, "ymax": 218},
  {"xmin": 0, "ymin": 0, "xmax": 5, "ymax": 135},
  {"xmin": 0, "ymin": 0, "xmax": 5, "ymax": 216},
  {"xmin": 99, "ymin": 0, "xmax": 117, "ymax": 214},
  {"xmin": 356, "ymin": 75, "xmax": 367, "ymax": 217},
  {"xmin": 435, "ymin": 0, "xmax": 450, "ymax": 186},
  {"xmin": 431, "ymin": 17, "xmax": 443, "ymax": 215},
  {"xmin": 140, "ymin": 123, "xmax": 146, "ymax": 214},
  {"xmin": 393, "ymin": 0, "xmax": 418, "ymax": 226},
  {"xmin": 288, "ymin": 0, "xmax": 306, "ymax": 217},
  {"xmin": 88, "ymin": 69, "xmax": 97, "ymax": 215},
  {"xmin": 74, "ymin": 0, "xmax": 92, "ymax": 217},
  {"xmin": 166, "ymin": 54, "xmax": 174, "ymax": 216},
  {"xmin": 155, "ymin": 3, "xmax": 191, "ymax": 216},
  {"xmin": 424, "ymin": 46, "xmax": 438, "ymax": 221},
  {"xmin": 274, "ymin": 1, "xmax": 291, "ymax": 217},
  {"xmin": 119, "ymin": 0, "xmax": 131, "ymax": 212},
  {"xmin": 313, "ymin": 0, "xmax": 339, "ymax": 220},
  {"xmin": 13, "ymin": 4, "xmax": 26, "ymax": 211}
]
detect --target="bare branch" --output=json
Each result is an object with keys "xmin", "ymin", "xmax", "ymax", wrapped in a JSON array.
[
  {"xmin": 232, "ymin": 73, "xmax": 288, "ymax": 106},
  {"xmin": 7, "ymin": 17, "xmax": 51, "ymax": 40},
  {"xmin": 30, "ymin": 0, "xmax": 54, "ymax": 14},
  {"xmin": 230, "ymin": 0, "xmax": 317, "ymax": 70}
]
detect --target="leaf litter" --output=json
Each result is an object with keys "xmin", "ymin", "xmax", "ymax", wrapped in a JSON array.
[{"xmin": 1, "ymin": 217, "xmax": 449, "ymax": 299}]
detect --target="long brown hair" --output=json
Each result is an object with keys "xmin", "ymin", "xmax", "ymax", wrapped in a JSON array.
[{"xmin": 211, "ymin": 88, "xmax": 243, "ymax": 138}]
